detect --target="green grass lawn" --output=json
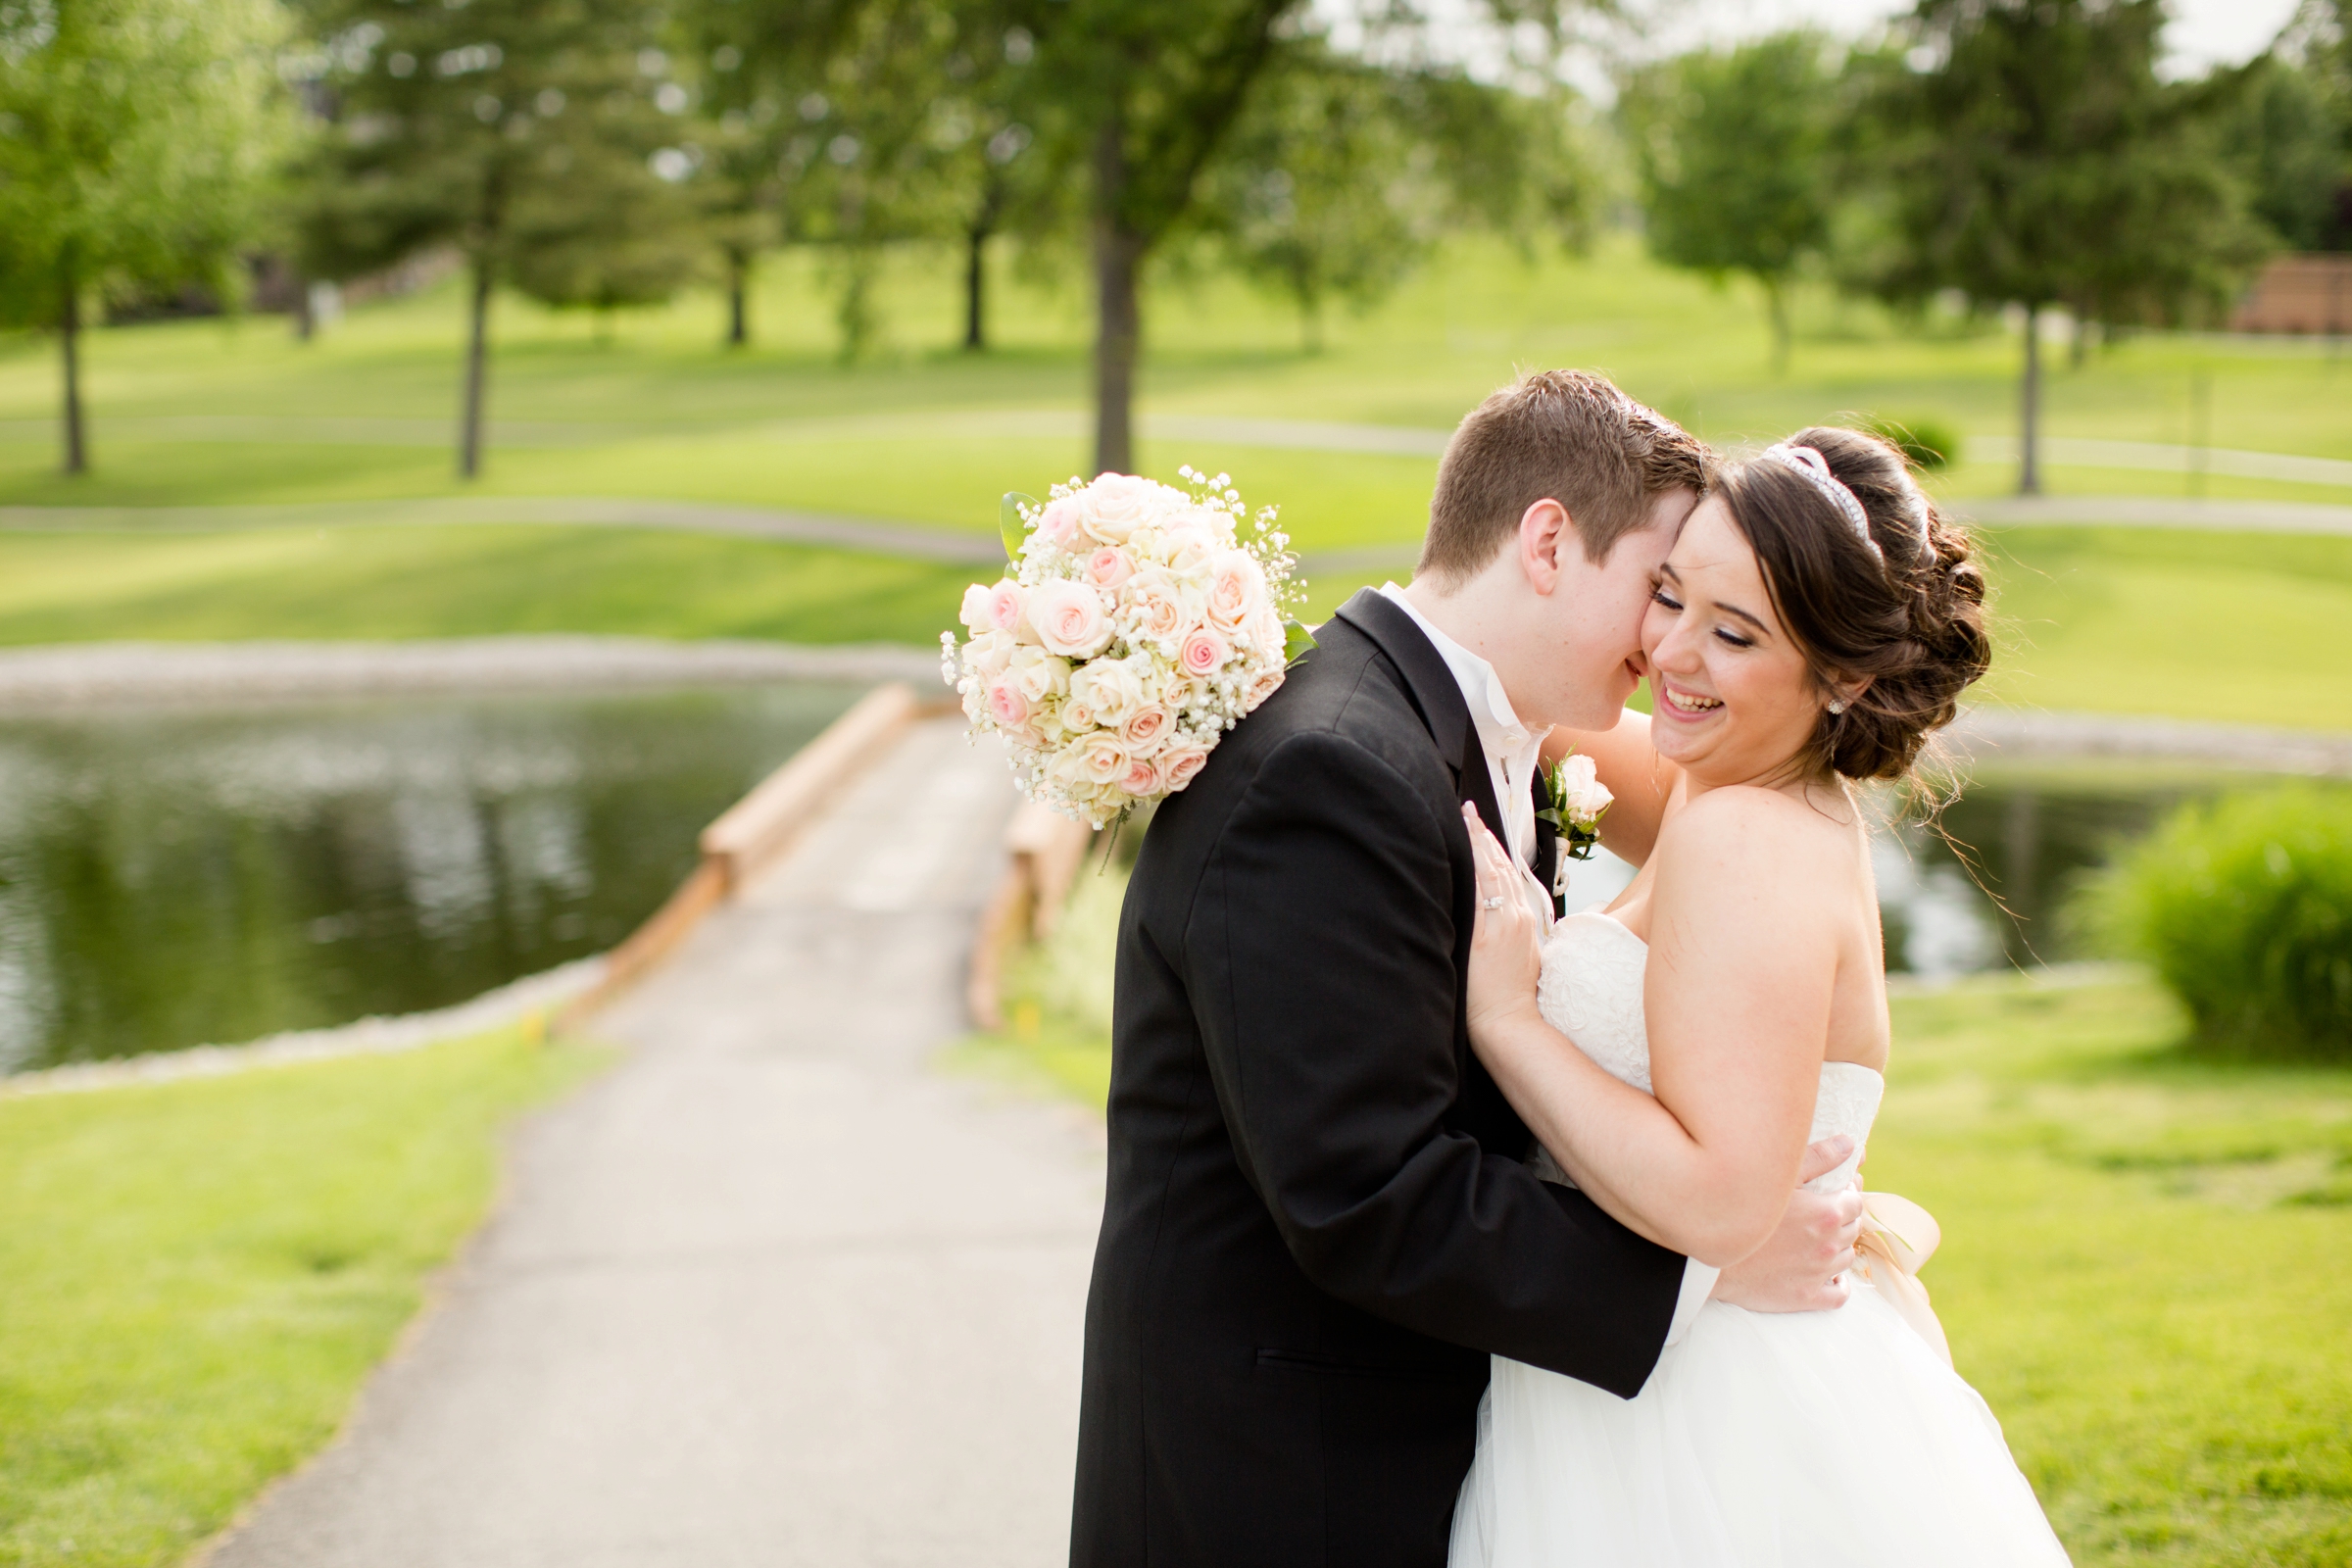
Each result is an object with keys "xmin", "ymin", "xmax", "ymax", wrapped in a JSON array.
[
  {"xmin": 0, "ymin": 524, "xmax": 977, "ymax": 648},
  {"xmin": 962, "ymin": 870, "xmax": 2352, "ymax": 1567},
  {"xmin": 1, "ymin": 236, "xmax": 2347, "ymax": 728},
  {"xmin": 0, "ymin": 1026, "xmax": 607, "ymax": 1568},
  {"xmin": 5, "ymin": 518, "xmax": 2344, "ymax": 731}
]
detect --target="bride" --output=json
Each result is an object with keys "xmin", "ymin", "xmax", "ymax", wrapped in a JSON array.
[{"xmin": 1449, "ymin": 427, "xmax": 2073, "ymax": 1565}]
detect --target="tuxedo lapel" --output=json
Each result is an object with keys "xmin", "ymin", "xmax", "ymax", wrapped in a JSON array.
[
  {"xmin": 1332, "ymin": 587, "xmax": 1509, "ymax": 845},
  {"xmin": 1530, "ymin": 770, "xmax": 1561, "ymax": 916},
  {"xmin": 1332, "ymin": 590, "xmax": 1472, "ymax": 781}
]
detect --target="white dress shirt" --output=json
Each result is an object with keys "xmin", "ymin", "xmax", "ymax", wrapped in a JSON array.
[{"xmin": 1379, "ymin": 584, "xmax": 1718, "ymax": 1347}]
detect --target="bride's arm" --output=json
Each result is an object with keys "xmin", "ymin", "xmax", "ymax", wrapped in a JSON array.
[
  {"xmin": 1461, "ymin": 793, "xmax": 1833, "ymax": 1268},
  {"xmin": 1540, "ymin": 709, "xmax": 1678, "ymax": 867}
]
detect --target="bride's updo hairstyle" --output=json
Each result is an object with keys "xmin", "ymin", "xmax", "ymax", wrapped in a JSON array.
[{"xmin": 1714, "ymin": 425, "xmax": 1990, "ymax": 782}]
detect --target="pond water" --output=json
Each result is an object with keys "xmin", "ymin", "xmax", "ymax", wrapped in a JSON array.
[
  {"xmin": 1563, "ymin": 764, "xmax": 2287, "ymax": 982},
  {"xmin": 0, "ymin": 682, "xmax": 2315, "ymax": 1075},
  {"xmin": 0, "ymin": 683, "xmax": 862, "ymax": 1073}
]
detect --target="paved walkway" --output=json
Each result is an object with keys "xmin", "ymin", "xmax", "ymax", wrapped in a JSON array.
[
  {"xmin": 0, "ymin": 635, "xmax": 942, "ymax": 713},
  {"xmin": 5, "ymin": 412, "xmax": 2348, "ymax": 490},
  {"xmin": 0, "ymin": 495, "xmax": 1005, "ymax": 564},
  {"xmin": 206, "ymin": 716, "xmax": 1102, "ymax": 1568}
]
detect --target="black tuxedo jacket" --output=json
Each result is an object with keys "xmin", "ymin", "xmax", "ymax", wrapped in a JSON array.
[{"xmin": 1069, "ymin": 588, "xmax": 1686, "ymax": 1568}]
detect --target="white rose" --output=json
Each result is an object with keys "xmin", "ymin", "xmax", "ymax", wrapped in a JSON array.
[
  {"xmin": 1070, "ymin": 658, "xmax": 1145, "ymax": 726},
  {"xmin": 1077, "ymin": 473, "xmax": 1168, "ymax": 545},
  {"xmin": 1028, "ymin": 577, "xmax": 1114, "ymax": 659},
  {"xmin": 963, "ymin": 629, "xmax": 1016, "ymax": 677},
  {"xmin": 1555, "ymin": 753, "xmax": 1613, "ymax": 822},
  {"xmin": 1203, "ymin": 550, "xmax": 1268, "ymax": 632},
  {"xmin": 1009, "ymin": 645, "xmax": 1071, "ymax": 704},
  {"xmin": 1121, "ymin": 566, "xmax": 1199, "ymax": 648},
  {"xmin": 1076, "ymin": 732, "xmax": 1131, "ymax": 785},
  {"xmin": 1247, "ymin": 606, "xmax": 1287, "ymax": 660}
]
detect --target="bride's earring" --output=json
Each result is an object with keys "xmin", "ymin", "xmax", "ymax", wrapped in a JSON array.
[{"xmin": 1826, "ymin": 698, "xmax": 1848, "ymax": 714}]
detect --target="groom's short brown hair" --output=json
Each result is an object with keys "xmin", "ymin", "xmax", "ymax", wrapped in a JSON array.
[{"xmin": 1418, "ymin": 370, "xmax": 1710, "ymax": 582}]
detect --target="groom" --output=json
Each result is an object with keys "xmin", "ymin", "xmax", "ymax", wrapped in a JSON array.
[{"xmin": 1070, "ymin": 371, "xmax": 1869, "ymax": 1567}]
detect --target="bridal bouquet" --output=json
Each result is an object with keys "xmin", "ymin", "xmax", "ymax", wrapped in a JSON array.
[{"xmin": 943, "ymin": 467, "xmax": 1310, "ymax": 828}]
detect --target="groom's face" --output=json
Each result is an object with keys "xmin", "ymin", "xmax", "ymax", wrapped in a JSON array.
[{"xmin": 1523, "ymin": 487, "xmax": 1695, "ymax": 730}]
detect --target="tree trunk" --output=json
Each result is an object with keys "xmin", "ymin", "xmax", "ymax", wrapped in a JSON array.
[
  {"xmin": 726, "ymin": 248, "xmax": 749, "ymax": 348},
  {"xmin": 1091, "ymin": 118, "xmax": 1141, "ymax": 477},
  {"xmin": 1763, "ymin": 275, "xmax": 1791, "ymax": 376},
  {"xmin": 1093, "ymin": 223, "xmax": 1143, "ymax": 475},
  {"xmin": 59, "ymin": 265, "xmax": 86, "ymax": 477},
  {"xmin": 835, "ymin": 247, "xmax": 877, "ymax": 364},
  {"xmin": 2018, "ymin": 303, "xmax": 2042, "ymax": 497},
  {"xmin": 459, "ymin": 255, "xmax": 493, "ymax": 480},
  {"xmin": 963, "ymin": 223, "xmax": 990, "ymax": 352}
]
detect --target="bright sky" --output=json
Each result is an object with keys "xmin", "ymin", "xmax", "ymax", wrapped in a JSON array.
[
  {"xmin": 1645, "ymin": 0, "xmax": 2308, "ymax": 74},
  {"xmin": 1322, "ymin": 0, "xmax": 2313, "ymax": 90}
]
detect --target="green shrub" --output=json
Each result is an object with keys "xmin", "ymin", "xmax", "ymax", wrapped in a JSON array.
[
  {"xmin": 2082, "ymin": 786, "xmax": 2352, "ymax": 1058},
  {"xmin": 1863, "ymin": 415, "xmax": 1959, "ymax": 470}
]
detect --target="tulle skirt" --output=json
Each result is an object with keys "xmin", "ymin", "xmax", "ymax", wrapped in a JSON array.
[{"xmin": 1450, "ymin": 1281, "xmax": 2073, "ymax": 1567}]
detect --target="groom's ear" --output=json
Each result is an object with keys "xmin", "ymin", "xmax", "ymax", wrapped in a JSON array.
[{"xmin": 1517, "ymin": 498, "xmax": 1574, "ymax": 595}]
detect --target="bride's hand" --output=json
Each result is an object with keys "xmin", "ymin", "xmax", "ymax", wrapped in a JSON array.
[{"xmin": 1461, "ymin": 805, "xmax": 1545, "ymax": 1049}]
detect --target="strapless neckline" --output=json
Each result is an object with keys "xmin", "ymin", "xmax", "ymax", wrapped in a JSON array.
[
  {"xmin": 1534, "ymin": 909, "xmax": 1884, "ymax": 1194},
  {"xmin": 1558, "ymin": 908, "xmax": 1885, "ymax": 1083}
]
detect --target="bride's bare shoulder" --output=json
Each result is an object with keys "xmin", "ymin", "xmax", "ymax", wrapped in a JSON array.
[{"xmin": 1652, "ymin": 785, "xmax": 1858, "ymax": 888}]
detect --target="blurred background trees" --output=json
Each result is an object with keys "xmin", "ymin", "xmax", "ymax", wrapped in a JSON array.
[
  {"xmin": 1853, "ymin": 0, "xmax": 2269, "ymax": 493},
  {"xmin": 1617, "ymin": 32, "xmax": 1841, "ymax": 373},
  {"xmin": 288, "ymin": 0, "xmax": 708, "ymax": 476},
  {"xmin": 0, "ymin": 0, "xmax": 292, "ymax": 475},
  {"xmin": 10, "ymin": 0, "xmax": 2344, "ymax": 485}
]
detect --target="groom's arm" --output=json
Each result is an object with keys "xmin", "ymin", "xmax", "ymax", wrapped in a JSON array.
[{"xmin": 1185, "ymin": 730, "xmax": 1685, "ymax": 1398}]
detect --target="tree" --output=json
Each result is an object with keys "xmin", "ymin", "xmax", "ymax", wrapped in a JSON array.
[
  {"xmin": 1618, "ymin": 33, "xmax": 1839, "ymax": 373},
  {"xmin": 770, "ymin": 0, "xmax": 975, "ymax": 361},
  {"xmin": 2215, "ymin": 2, "xmax": 2352, "ymax": 254},
  {"xmin": 1196, "ymin": 47, "xmax": 1588, "ymax": 352},
  {"xmin": 0, "ymin": 0, "xmax": 290, "ymax": 475},
  {"xmin": 928, "ymin": 9, "xmax": 1047, "ymax": 353},
  {"xmin": 1020, "ymin": 0, "xmax": 1590, "ymax": 474},
  {"xmin": 291, "ymin": 0, "xmax": 708, "ymax": 477},
  {"xmin": 1861, "ymin": 0, "xmax": 2267, "ymax": 494},
  {"xmin": 683, "ymin": 0, "xmax": 868, "ymax": 348}
]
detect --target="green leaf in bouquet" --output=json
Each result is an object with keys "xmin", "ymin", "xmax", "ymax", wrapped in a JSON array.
[
  {"xmin": 1000, "ymin": 492, "xmax": 1037, "ymax": 562},
  {"xmin": 1283, "ymin": 618, "xmax": 1318, "ymax": 665}
]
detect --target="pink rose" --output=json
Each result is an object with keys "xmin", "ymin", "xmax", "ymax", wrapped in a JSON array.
[
  {"xmin": 986, "ymin": 678, "xmax": 1030, "ymax": 730},
  {"xmin": 1079, "ymin": 733, "xmax": 1130, "ymax": 784},
  {"xmin": 1036, "ymin": 497, "xmax": 1084, "ymax": 550},
  {"xmin": 1120, "ymin": 705, "xmax": 1172, "ymax": 754},
  {"xmin": 1204, "ymin": 550, "xmax": 1267, "ymax": 632},
  {"xmin": 1086, "ymin": 547, "xmax": 1136, "ymax": 590},
  {"xmin": 1242, "ymin": 667, "xmax": 1286, "ymax": 711},
  {"xmin": 1179, "ymin": 626, "xmax": 1230, "ymax": 678},
  {"xmin": 1028, "ymin": 578, "xmax": 1113, "ymax": 659},
  {"xmin": 1116, "ymin": 754, "xmax": 1164, "ymax": 798},
  {"xmin": 1078, "ymin": 473, "xmax": 1162, "ymax": 545},
  {"xmin": 982, "ymin": 579, "xmax": 1027, "ymax": 636},
  {"xmin": 1063, "ymin": 701, "xmax": 1097, "ymax": 732},
  {"xmin": 959, "ymin": 582, "xmax": 997, "ymax": 635},
  {"xmin": 1160, "ymin": 742, "xmax": 1211, "ymax": 792}
]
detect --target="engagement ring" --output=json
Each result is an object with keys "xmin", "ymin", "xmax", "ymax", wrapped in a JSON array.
[{"xmin": 1483, "ymin": 896, "xmax": 1504, "ymax": 909}]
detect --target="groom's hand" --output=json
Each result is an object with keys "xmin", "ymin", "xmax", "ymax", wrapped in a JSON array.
[{"xmin": 1708, "ymin": 1136, "xmax": 1866, "ymax": 1313}]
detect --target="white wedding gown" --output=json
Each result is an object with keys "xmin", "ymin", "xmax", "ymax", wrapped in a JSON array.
[{"xmin": 1451, "ymin": 911, "xmax": 2072, "ymax": 1567}]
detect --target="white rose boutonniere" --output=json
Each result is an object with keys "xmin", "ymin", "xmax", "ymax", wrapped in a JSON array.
[{"xmin": 1538, "ymin": 750, "xmax": 1612, "ymax": 862}]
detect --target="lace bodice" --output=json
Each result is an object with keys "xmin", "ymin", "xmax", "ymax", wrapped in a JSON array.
[{"xmin": 1528, "ymin": 909, "xmax": 1882, "ymax": 1195}]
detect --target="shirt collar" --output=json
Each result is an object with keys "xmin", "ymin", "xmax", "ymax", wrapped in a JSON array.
[{"xmin": 1378, "ymin": 583, "xmax": 1544, "ymax": 762}]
